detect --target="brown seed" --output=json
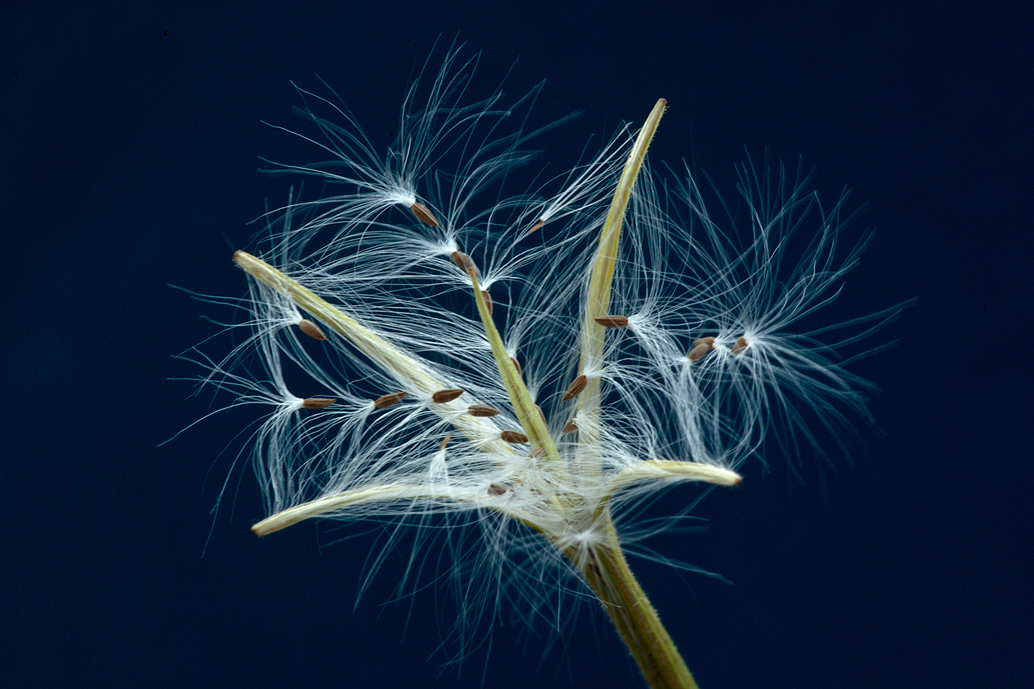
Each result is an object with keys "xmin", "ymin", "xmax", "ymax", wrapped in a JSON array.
[
  {"xmin": 500, "ymin": 430, "xmax": 529, "ymax": 444},
  {"xmin": 301, "ymin": 397, "xmax": 335, "ymax": 410},
  {"xmin": 487, "ymin": 482, "xmax": 508, "ymax": 496},
  {"xmin": 562, "ymin": 418, "xmax": 578, "ymax": 434},
  {"xmin": 535, "ymin": 404, "xmax": 546, "ymax": 423},
  {"xmin": 562, "ymin": 374, "xmax": 588, "ymax": 401},
  {"xmin": 468, "ymin": 405, "xmax": 501, "ymax": 417},
  {"xmin": 529, "ymin": 447, "xmax": 546, "ymax": 460},
  {"xmin": 594, "ymin": 315, "xmax": 629, "ymax": 328},
  {"xmin": 692, "ymin": 336, "xmax": 716, "ymax": 348},
  {"xmin": 527, "ymin": 219, "xmax": 545, "ymax": 234},
  {"xmin": 510, "ymin": 357, "xmax": 522, "ymax": 377},
  {"xmin": 731, "ymin": 336, "xmax": 748, "ymax": 355},
  {"xmin": 451, "ymin": 250, "xmax": 476, "ymax": 275},
  {"xmin": 432, "ymin": 388, "xmax": 464, "ymax": 403},
  {"xmin": 297, "ymin": 319, "xmax": 327, "ymax": 341},
  {"xmin": 440, "ymin": 434, "xmax": 451, "ymax": 451},
  {"xmin": 373, "ymin": 391, "xmax": 407, "ymax": 409},
  {"xmin": 481, "ymin": 290, "xmax": 493, "ymax": 316},
  {"xmin": 409, "ymin": 201, "xmax": 439, "ymax": 227},
  {"xmin": 687, "ymin": 343, "xmax": 711, "ymax": 363}
]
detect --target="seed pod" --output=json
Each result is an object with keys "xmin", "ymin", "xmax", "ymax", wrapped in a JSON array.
[
  {"xmin": 731, "ymin": 336, "xmax": 748, "ymax": 355},
  {"xmin": 451, "ymin": 250, "xmax": 476, "ymax": 275},
  {"xmin": 487, "ymin": 482, "xmax": 508, "ymax": 496},
  {"xmin": 432, "ymin": 388, "xmax": 464, "ymax": 403},
  {"xmin": 562, "ymin": 418, "xmax": 578, "ymax": 434},
  {"xmin": 373, "ymin": 391, "xmax": 407, "ymax": 409},
  {"xmin": 468, "ymin": 405, "xmax": 501, "ymax": 417},
  {"xmin": 481, "ymin": 290, "xmax": 493, "ymax": 316},
  {"xmin": 500, "ymin": 430, "xmax": 529, "ymax": 444},
  {"xmin": 409, "ymin": 201, "xmax": 439, "ymax": 227},
  {"xmin": 301, "ymin": 397, "xmax": 335, "ymax": 410},
  {"xmin": 594, "ymin": 315, "xmax": 629, "ymax": 328},
  {"xmin": 562, "ymin": 374, "xmax": 588, "ymax": 401},
  {"xmin": 297, "ymin": 319, "xmax": 327, "ymax": 341}
]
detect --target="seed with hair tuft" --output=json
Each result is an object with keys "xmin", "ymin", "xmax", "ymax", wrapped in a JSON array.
[
  {"xmin": 373, "ymin": 391, "xmax": 407, "ymax": 409},
  {"xmin": 432, "ymin": 388, "xmax": 464, "ymax": 403},
  {"xmin": 409, "ymin": 201, "xmax": 439, "ymax": 227},
  {"xmin": 451, "ymin": 251, "xmax": 476, "ymax": 275},
  {"xmin": 687, "ymin": 343, "xmax": 710, "ymax": 363},
  {"xmin": 302, "ymin": 397, "xmax": 335, "ymax": 410},
  {"xmin": 527, "ymin": 219, "xmax": 545, "ymax": 234},
  {"xmin": 468, "ymin": 405, "xmax": 501, "ymax": 417},
  {"xmin": 731, "ymin": 336, "xmax": 748, "ymax": 355},
  {"xmin": 562, "ymin": 418, "xmax": 578, "ymax": 434},
  {"xmin": 481, "ymin": 290, "xmax": 493, "ymax": 316},
  {"xmin": 500, "ymin": 430, "xmax": 529, "ymax": 444},
  {"xmin": 510, "ymin": 357, "xmax": 522, "ymax": 377},
  {"xmin": 487, "ymin": 482, "xmax": 509, "ymax": 496},
  {"xmin": 562, "ymin": 374, "xmax": 588, "ymax": 401},
  {"xmin": 297, "ymin": 319, "xmax": 327, "ymax": 341},
  {"xmin": 688, "ymin": 337, "xmax": 716, "ymax": 363},
  {"xmin": 594, "ymin": 315, "xmax": 629, "ymax": 328},
  {"xmin": 440, "ymin": 434, "xmax": 451, "ymax": 451}
]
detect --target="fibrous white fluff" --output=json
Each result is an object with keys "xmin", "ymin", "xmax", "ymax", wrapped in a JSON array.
[{"xmin": 179, "ymin": 45, "xmax": 907, "ymax": 674}]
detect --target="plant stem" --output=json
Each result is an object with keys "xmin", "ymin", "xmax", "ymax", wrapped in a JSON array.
[{"xmin": 577, "ymin": 512, "xmax": 699, "ymax": 689}]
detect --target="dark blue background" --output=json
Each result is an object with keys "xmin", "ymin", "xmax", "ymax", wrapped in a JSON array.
[{"xmin": 2, "ymin": 1, "xmax": 1029, "ymax": 687}]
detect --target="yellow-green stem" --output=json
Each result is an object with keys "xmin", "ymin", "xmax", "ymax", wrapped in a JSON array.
[{"xmin": 578, "ymin": 511, "xmax": 699, "ymax": 689}]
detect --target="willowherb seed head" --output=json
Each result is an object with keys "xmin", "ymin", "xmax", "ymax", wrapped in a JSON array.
[{"xmin": 184, "ymin": 44, "xmax": 909, "ymax": 666}]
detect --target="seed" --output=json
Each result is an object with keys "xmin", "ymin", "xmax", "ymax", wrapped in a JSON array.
[
  {"xmin": 687, "ymin": 343, "xmax": 711, "ymax": 363},
  {"xmin": 409, "ymin": 201, "xmax": 439, "ymax": 227},
  {"xmin": 527, "ymin": 219, "xmax": 545, "ymax": 234},
  {"xmin": 451, "ymin": 250, "xmax": 476, "ymax": 275},
  {"xmin": 440, "ymin": 434, "xmax": 451, "ymax": 451},
  {"xmin": 481, "ymin": 290, "xmax": 493, "ymax": 316},
  {"xmin": 297, "ymin": 319, "xmax": 327, "ymax": 341},
  {"xmin": 301, "ymin": 397, "xmax": 335, "ymax": 410},
  {"xmin": 487, "ymin": 482, "xmax": 508, "ymax": 496},
  {"xmin": 562, "ymin": 374, "xmax": 587, "ymax": 401},
  {"xmin": 432, "ymin": 388, "xmax": 464, "ymax": 403},
  {"xmin": 468, "ymin": 405, "xmax": 501, "ymax": 417},
  {"xmin": 731, "ymin": 336, "xmax": 748, "ymax": 355},
  {"xmin": 594, "ymin": 315, "xmax": 629, "ymax": 328},
  {"xmin": 692, "ymin": 336, "xmax": 716, "ymax": 348},
  {"xmin": 373, "ymin": 391, "xmax": 407, "ymax": 408},
  {"xmin": 500, "ymin": 430, "xmax": 529, "ymax": 444},
  {"xmin": 562, "ymin": 418, "xmax": 578, "ymax": 434},
  {"xmin": 510, "ymin": 357, "xmax": 522, "ymax": 376},
  {"xmin": 535, "ymin": 405, "xmax": 546, "ymax": 423}
]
